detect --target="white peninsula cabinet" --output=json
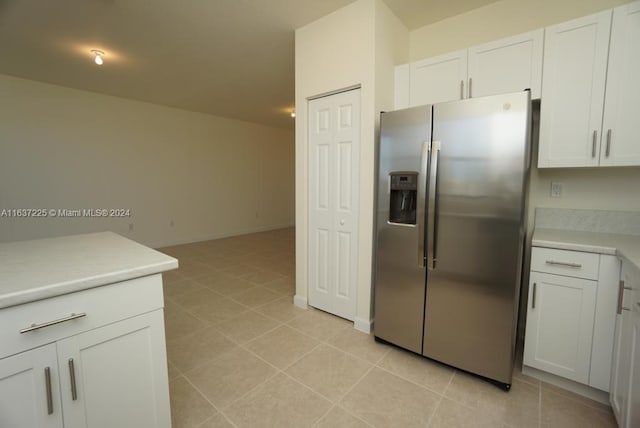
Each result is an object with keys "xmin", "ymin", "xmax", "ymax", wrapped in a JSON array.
[
  {"xmin": 523, "ymin": 247, "xmax": 620, "ymax": 397},
  {"xmin": 399, "ymin": 29, "xmax": 543, "ymax": 108},
  {"xmin": 538, "ymin": 1, "xmax": 640, "ymax": 168},
  {"xmin": 0, "ymin": 232, "xmax": 177, "ymax": 428},
  {"xmin": 610, "ymin": 259, "xmax": 640, "ymax": 428}
]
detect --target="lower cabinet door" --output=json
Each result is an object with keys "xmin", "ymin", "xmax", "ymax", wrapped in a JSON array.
[
  {"xmin": 57, "ymin": 310, "xmax": 171, "ymax": 428},
  {"xmin": 523, "ymin": 272, "xmax": 597, "ymax": 383},
  {"xmin": 0, "ymin": 343, "xmax": 63, "ymax": 428},
  {"xmin": 610, "ymin": 311, "xmax": 628, "ymax": 424},
  {"xmin": 627, "ymin": 306, "xmax": 640, "ymax": 428}
]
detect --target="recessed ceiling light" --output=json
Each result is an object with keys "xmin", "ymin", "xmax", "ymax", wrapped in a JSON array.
[{"xmin": 91, "ymin": 49, "xmax": 104, "ymax": 65}]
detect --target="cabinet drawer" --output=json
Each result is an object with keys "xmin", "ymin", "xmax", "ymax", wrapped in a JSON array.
[
  {"xmin": 0, "ymin": 274, "xmax": 164, "ymax": 359},
  {"xmin": 531, "ymin": 247, "xmax": 600, "ymax": 280}
]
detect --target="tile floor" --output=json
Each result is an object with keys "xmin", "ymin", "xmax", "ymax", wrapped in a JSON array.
[{"xmin": 159, "ymin": 228, "xmax": 617, "ymax": 428}]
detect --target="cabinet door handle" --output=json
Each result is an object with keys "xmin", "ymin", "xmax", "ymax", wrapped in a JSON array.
[
  {"xmin": 45, "ymin": 367, "xmax": 53, "ymax": 415},
  {"xmin": 532, "ymin": 282, "xmax": 537, "ymax": 309},
  {"xmin": 68, "ymin": 358, "xmax": 78, "ymax": 401},
  {"xmin": 605, "ymin": 129, "xmax": 612, "ymax": 157},
  {"xmin": 468, "ymin": 78, "xmax": 473, "ymax": 98},
  {"xmin": 20, "ymin": 312, "xmax": 86, "ymax": 334},
  {"xmin": 617, "ymin": 280, "xmax": 633, "ymax": 314},
  {"xmin": 460, "ymin": 80, "xmax": 464, "ymax": 100},
  {"xmin": 592, "ymin": 130, "xmax": 597, "ymax": 158},
  {"xmin": 545, "ymin": 260, "xmax": 582, "ymax": 268}
]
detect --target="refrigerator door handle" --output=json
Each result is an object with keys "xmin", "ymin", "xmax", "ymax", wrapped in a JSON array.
[
  {"xmin": 427, "ymin": 140, "xmax": 440, "ymax": 270},
  {"xmin": 417, "ymin": 140, "xmax": 429, "ymax": 268}
]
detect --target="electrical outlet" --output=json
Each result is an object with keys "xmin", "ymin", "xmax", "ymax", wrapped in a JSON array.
[{"xmin": 550, "ymin": 182, "xmax": 563, "ymax": 198}]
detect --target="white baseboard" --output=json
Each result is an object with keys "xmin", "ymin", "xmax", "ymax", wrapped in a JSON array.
[
  {"xmin": 354, "ymin": 317, "xmax": 373, "ymax": 334},
  {"xmin": 150, "ymin": 223, "xmax": 295, "ymax": 249},
  {"xmin": 293, "ymin": 294, "xmax": 308, "ymax": 309},
  {"xmin": 522, "ymin": 365, "xmax": 610, "ymax": 405}
]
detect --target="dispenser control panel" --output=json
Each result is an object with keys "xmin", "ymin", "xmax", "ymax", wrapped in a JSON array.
[{"xmin": 389, "ymin": 172, "xmax": 418, "ymax": 225}]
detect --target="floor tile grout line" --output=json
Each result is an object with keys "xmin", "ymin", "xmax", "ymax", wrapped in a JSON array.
[
  {"xmin": 538, "ymin": 379, "xmax": 542, "ymax": 428},
  {"xmin": 329, "ymin": 362, "xmax": 379, "ymax": 426},
  {"xmin": 371, "ymin": 357, "xmax": 451, "ymax": 398},
  {"xmin": 425, "ymin": 369, "xmax": 456, "ymax": 428},
  {"xmin": 540, "ymin": 382, "xmax": 613, "ymax": 413},
  {"xmin": 180, "ymin": 373, "xmax": 242, "ymax": 428},
  {"xmin": 321, "ymin": 340, "xmax": 390, "ymax": 367}
]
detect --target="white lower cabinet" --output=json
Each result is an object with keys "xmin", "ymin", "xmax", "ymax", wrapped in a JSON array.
[
  {"xmin": 524, "ymin": 272, "xmax": 596, "ymax": 383},
  {"xmin": 610, "ymin": 260, "xmax": 640, "ymax": 427},
  {"xmin": 58, "ymin": 311, "xmax": 170, "ymax": 428},
  {"xmin": 0, "ymin": 343, "xmax": 63, "ymax": 428},
  {"xmin": 0, "ymin": 275, "xmax": 170, "ymax": 428},
  {"xmin": 524, "ymin": 248, "xmax": 620, "ymax": 392}
]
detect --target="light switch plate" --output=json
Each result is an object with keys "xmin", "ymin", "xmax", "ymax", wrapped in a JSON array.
[{"xmin": 550, "ymin": 182, "xmax": 563, "ymax": 198}]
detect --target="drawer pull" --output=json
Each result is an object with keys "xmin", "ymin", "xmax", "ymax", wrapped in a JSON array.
[
  {"xmin": 20, "ymin": 312, "xmax": 87, "ymax": 334},
  {"xmin": 45, "ymin": 367, "xmax": 53, "ymax": 415},
  {"xmin": 69, "ymin": 358, "xmax": 78, "ymax": 401},
  {"xmin": 545, "ymin": 260, "xmax": 582, "ymax": 268}
]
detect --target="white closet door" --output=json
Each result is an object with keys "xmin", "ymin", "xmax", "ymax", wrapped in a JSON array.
[{"xmin": 308, "ymin": 89, "xmax": 360, "ymax": 321}]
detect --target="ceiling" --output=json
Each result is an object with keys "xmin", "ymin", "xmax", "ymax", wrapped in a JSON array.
[{"xmin": 0, "ymin": 0, "xmax": 498, "ymax": 130}]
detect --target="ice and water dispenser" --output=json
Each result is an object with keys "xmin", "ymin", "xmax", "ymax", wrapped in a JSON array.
[{"xmin": 388, "ymin": 172, "xmax": 418, "ymax": 225}]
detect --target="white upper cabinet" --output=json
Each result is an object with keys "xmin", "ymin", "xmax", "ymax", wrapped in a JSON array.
[
  {"xmin": 600, "ymin": 1, "xmax": 640, "ymax": 166},
  {"xmin": 406, "ymin": 30, "xmax": 543, "ymax": 108},
  {"xmin": 409, "ymin": 50, "xmax": 467, "ymax": 106},
  {"xmin": 468, "ymin": 29, "xmax": 543, "ymax": 99},
  {"xmin": 539, "ymin": 1, "xmax": 640, "ymax": 169},
  {"xmin": 538, "ymin": 10, "xmax": 612, "ymax": 168}
]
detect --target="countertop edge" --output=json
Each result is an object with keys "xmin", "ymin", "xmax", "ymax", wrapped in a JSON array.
[
  {"xmin": 532, "ymin": 228, "xmax": 640, "ymax": 271},
  {"xmin": 0, "ymin": 259, "xmax": 177, "ymax": 310}
]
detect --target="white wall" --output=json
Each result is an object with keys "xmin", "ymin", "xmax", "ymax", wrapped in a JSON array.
[
  {"xmin": 0, "ymin": 74, "xmax": 295, "ymax": 248},
  {"xmin": 409, "ymin": 0, "xmax": 633, "ymax": 60},
  {"xmin": 294, "ymin": 0, "xmax": 408, "ymax": 330},
  {"xmin": 294, "ymin": 0, "xmax": 375, "ymax": 329}
]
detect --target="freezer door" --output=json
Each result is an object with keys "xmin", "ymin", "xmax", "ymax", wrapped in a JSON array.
[
  {"xmin": 422, "ymin": 92, "xmax": 531, "ymax": 384},
  {"xmin": 374, "ymin": 105, "xmax": 431, "ymax": 353}
]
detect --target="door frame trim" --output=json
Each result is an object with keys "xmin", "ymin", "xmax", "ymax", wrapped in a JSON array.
[{"xmin": 307, "ymin": 84, "xmax": 361, "ymax": 101}]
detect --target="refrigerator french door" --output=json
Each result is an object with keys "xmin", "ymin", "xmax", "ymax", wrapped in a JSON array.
[{"xmin": 374, "ymin": 91, "xmax": 531, "ymax": 389}]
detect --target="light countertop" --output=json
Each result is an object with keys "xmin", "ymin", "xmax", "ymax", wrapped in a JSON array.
[
  {"xmin": 533, "ymin": 228, "xmax": 640, "ymax": 270},
  {"xmin": 0, "ymin": 232, "xmax": 178, "ymax": 309}
]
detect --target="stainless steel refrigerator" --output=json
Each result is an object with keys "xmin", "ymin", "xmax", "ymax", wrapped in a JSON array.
[{"xmin": 374, "ymin": 91, "xmax": 531, "ymax": 390}]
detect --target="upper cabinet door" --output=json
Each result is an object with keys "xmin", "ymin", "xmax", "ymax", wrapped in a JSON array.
[
  {"xmin": 468, "ymin": 29, "xmax": 543, "ymax": 99},
  {"xmin": 538, "ymin": 11, "xmax": 612, "ymax": 168},
  {"xmin": 409, "ymin": 50, "xmax": 467, "ymax": 106},
  {"xmin": 600, "ymin": 1, "xmax": 640, "ymax": 167}
]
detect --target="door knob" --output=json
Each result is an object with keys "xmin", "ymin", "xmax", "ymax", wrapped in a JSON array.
[{"xmin": 340, "ymin": 219, "xmax": 345, "ymax": 225}]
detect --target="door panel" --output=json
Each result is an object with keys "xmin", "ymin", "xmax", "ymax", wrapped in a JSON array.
[
  {"xmin": 468, "ymin": 29, "xmax": 543, "ymax": 98},
  {"xmin": 538, "ymin": 10, "xmax": 611, "ymax": 167},
  {"xmin": 410, "ymin": 50, "xmax": 467, "ymax": 106},
  {"xmin": 374, "ymin": 105, "xmax": 431, "ymax": 353},
  {"xmin": 601, "ymin": 2, "xmax": 640, "ymax": 166},
  {"xmin": 57, "ymin": 310, "xmax": 170, "ymax": 428},
  {"xmin": 523, "ymin": 272, "xmax": 597, "ymax": 384},
  {"xmin": 0, "ymin": 344, "xmax": 62, "ymax": 428},
  {"xmin": 308, "ymin": 89, "xmax": 360, "ymax": 320},
  {"xmin": 423, "ymin": 92, "xmax": 530, "ymax": 384}
]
